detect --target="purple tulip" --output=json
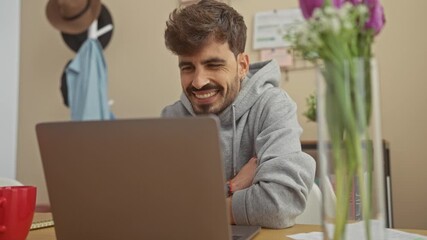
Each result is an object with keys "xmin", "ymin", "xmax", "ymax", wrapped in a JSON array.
[
  {"xmin": 348, "ymin": 0, "xmax": 363, "ymax": 4},
  {"xmin": 333, "ymin": 0, "xmax": 346, "ymax": 8},
  {"xmin": 365, "ymin": 0, "xmax": 386, "ymax": 34},
  {"xmin": 299, "ymin": 0, "xmax": 345, "ymax": 19},
  {"xmin": 299, "ymin": 0, "xmax": 324, "ymax": 19},
  {"xmin": 364, "ymin": 0, "xmax": 378, "ymax": 5}
]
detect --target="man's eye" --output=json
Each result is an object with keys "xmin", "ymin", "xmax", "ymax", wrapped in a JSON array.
[{"xmin": 208, "ymin": 64, "xmax": 222, "ymax": 69}]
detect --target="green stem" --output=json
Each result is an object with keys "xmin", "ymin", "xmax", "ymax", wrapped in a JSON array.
[
  {"xmin": 323, "ymin": 58, "xmax": 374, "ymax": 240},
  {"xmin": 332, "ymin": 139, "xmax": 357, "ymax": 240},
  {"xmin": 350, "ymin": 58, "xmax": 374, "ymax": 240}
]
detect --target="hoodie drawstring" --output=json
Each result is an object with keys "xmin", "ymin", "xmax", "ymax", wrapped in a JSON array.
[{"xmin": 232, "ymin": 104, "xmax": 237, "ymax": 176}]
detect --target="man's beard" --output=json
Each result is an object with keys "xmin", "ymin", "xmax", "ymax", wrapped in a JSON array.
[{"xmin": 186, "ymin": 76, "xmax": 240, "ymax": 115}]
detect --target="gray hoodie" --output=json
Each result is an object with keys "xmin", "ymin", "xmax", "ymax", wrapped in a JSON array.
[{"xmin": 161, "ymin": 59, "xmax": 316, "ymax": 228}]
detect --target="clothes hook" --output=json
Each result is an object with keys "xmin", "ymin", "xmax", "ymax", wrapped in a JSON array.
[
  {"xmin": 88, "ymin": 20, "xmax": 98, "ymax": 39},
  {"xmin": 88, "ymin": 20, "xmax": 113, "ymax": 39}
]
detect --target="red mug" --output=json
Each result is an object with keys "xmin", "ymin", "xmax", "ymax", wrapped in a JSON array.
[{"xmin": 0, "ymin": 186, "xmax": 37, "ymax": 240}]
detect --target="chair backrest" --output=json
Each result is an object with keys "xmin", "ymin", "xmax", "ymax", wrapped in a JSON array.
[
  {"xmin": 295, "ymin": 182, "xmax": 322, "ymax": 225},
  {"xmin": 0, "ymin": 177, "xmax": 23, "ymax": 187}
]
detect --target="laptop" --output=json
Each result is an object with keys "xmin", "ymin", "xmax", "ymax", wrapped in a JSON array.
[{"xmin": 36, "ymin": 117, "xmax": 260, "ymax": 240}]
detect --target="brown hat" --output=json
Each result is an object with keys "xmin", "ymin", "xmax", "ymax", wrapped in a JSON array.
[
  {"xmin": 61, "ymin": 4, "xmax": 114, "ymax": 52},
  {"xmin": 46, "ymin": 0, "xmax": 102, "ymax": 34}
]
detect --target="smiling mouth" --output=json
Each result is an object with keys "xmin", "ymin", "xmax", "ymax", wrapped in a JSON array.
[{"xmin": 193, "ymin": 90, "xmax": 219, "ymax": 99}]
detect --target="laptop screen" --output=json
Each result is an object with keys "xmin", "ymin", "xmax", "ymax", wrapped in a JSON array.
[{"xmin": 36, "ymin": 117, "xmax": 237, "ymax": 240}]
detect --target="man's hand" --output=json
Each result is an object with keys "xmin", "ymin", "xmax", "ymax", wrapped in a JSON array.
[{"xmin": 230, "ymin": 156, "xmax": 258, "ymax": 193}]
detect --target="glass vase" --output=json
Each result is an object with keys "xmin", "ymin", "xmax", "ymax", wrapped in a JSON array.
[{"xmin": 317, "ymin": 58, "xmax": 386, "ymax": 240}]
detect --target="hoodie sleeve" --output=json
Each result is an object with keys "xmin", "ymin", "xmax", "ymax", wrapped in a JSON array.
[{"xmin": 231, "ymin": 89, "xmax": 316, "ymax": 229}]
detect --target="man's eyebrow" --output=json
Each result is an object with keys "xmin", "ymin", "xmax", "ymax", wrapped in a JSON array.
[
  {"xmin": 201, "ymin": 57, "xmax": 226, "ymax": 65},
  {"xmin": 178, "ymin": 57, "xmax": 226, "ymax": 68},
  {"xmin": 178, "ymin": 61, "xmax": 192, "ymax": 68}
]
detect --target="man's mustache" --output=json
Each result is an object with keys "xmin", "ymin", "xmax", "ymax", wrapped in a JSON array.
[{"xmin": 188, "ymin": 83, "xmax": 221, "ymax": 92}]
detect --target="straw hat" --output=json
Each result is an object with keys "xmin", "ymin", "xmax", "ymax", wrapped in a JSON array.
[{"xmin": 46, "ymin": 0, "xmax": 102, "ymax": 34}]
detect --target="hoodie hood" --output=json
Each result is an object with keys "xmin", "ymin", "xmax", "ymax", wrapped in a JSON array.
[{"xmin": 179, "ymin": 59, "xmax": 281, "ymax": 125}]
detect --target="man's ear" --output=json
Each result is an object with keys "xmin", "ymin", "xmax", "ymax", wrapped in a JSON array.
[{"xmin": 237, "ymin": 53, "xmax": 249, "ymax": 80}]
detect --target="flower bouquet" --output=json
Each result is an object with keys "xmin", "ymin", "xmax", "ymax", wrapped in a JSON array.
[{"xmin": 288, "ymin": 0, "xmax": 386, "ymax": 239}]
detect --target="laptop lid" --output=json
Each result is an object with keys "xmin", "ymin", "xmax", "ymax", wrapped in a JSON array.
[{"xmin": 36, "ymin": 117, "xmax": 236, "ymax": 240}]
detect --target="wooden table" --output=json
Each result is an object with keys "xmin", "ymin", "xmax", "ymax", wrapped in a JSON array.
[{"xmin": 27, "ymin": 213, "xmax": 427, "ymax": 240}]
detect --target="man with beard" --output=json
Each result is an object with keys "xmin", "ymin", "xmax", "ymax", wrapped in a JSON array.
[{"xmin": 162, "ymin": 0, "xmax": 315, "ymax": 229}]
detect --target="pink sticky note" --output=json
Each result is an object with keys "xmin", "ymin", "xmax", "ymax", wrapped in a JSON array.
[{"xmin": 260, "ymin": 48, "xmax": 293, "ymax": 67}]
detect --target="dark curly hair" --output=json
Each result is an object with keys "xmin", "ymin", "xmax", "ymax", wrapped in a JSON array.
[{"xmin": 164, "ymin": 0, "xmax": 247, "ymax": 57}]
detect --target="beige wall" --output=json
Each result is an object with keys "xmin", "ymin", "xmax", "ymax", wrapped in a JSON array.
[{"xmin": 18, "ymin": 0, "xmax": 427, "ymax": 229}]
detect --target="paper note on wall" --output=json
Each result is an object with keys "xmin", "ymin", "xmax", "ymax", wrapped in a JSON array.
[
  {"xmin": 260, "ymin": 48, "xmax": 293, "ymax": 68},
  {"xmin": 253, "ymin": 8, "xmax": 304, "ymax": 50}
]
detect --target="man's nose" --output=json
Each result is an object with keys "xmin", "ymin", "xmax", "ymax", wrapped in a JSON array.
[{"xmin": 192, "ymin": 69, "xmax": 209, "ymax": 89}]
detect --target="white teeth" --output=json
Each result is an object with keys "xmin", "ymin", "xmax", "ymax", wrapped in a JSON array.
[{"xmin": 194, "ymin": 91, "xmax": 217, "ymax": 99}]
